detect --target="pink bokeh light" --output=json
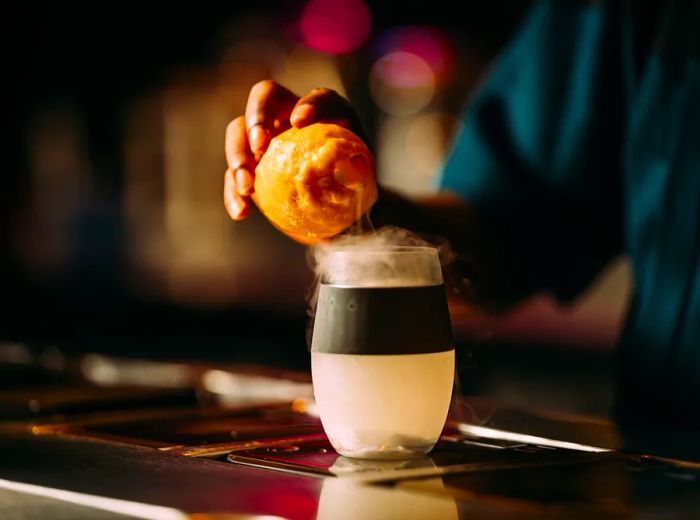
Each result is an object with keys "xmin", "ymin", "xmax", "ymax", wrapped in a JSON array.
[
  {"xmin": 299, "ymin": 0, "xmax": 371, "ymax": 54},
  {"xmin": 371, "ymin": 51, "xmax": 434, "ymax": 90},
  {"xmin": 374, "ymin": 26, "xmax": 454, "ymax": 83}
]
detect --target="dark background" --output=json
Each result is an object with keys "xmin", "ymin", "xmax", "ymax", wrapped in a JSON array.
[{"xmin": 3, "ymin": 1, "xmax": 623, "ymax": 414}]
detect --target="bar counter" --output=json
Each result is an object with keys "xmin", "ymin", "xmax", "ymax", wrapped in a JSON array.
[{"xmin": 0, "ymin": 347, "xmax": 698, "ymax": 519}]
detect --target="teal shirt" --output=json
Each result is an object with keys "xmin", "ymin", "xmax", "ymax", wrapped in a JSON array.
[{"xmin": 440, "ymin": 1, "xmax": 699, "ymax": 423}]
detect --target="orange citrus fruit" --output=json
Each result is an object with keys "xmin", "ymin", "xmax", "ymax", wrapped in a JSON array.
[{"xmin": 253, "ymin": 123, "xmax": 377, "ymax": 244}]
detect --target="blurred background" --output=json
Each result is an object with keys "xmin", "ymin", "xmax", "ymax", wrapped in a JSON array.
[{"xmin": 4, "ymin": 0, "xmax": 631, "ymax": 415}]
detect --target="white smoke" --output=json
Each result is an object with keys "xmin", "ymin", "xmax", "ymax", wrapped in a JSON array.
[
  {"xmin": 305, "ymin": 226, "xmax": 464, "ymax": 346},
  {"xmin": 316, "ymin": 238, "xmax": 441, "ymax": 288}
]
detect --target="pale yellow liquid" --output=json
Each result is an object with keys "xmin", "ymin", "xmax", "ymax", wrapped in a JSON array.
[{"xmin": 311, "ymin": 350, "xmax": 455, "ymax": 459}]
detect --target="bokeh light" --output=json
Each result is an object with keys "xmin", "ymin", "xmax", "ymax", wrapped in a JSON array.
[
  {"xmin": 300, "ymin": 0, "xmax": 371, "ymax": 54},
  {"xmin": 405, "ymin": 112, "xmax": 462, "ymax": 176},
  {"xmin": 369, "ymin": 51, "xmax": 435, "ymax": 116},
  {"xmin": 377, "ymin": 112, "xmax": 462, "ymax": 195},
  {"xmin": 374, "ymin": 26, "xmax": 454, "ymax": 84}
]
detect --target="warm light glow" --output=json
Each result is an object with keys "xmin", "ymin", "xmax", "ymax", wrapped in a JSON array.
[
  {"xmin": 300, "ymin": 0, "xmax": 371, "ymax": 54},
  {"xmin": 203, "ymin": 369, "xmax": 314, "ymax": 403},
  {"xmin": 162, "ymin": 77, "xmax": 244, "ymax": 304},
  {"xmin": 272, "ymin": 45, "xmax": 347, "ymax": 98},
  {"xmin": 0, "ymin": 342, "xmax": 32, "ymax": 365},
  {"xmin": 405, "ymin": 112, "xmax": 462, "ymax": 180},
  {"xmin": 80, "ymin": 354, "xmax": 191, "ymax": 388},
  {"xmin": 370, "ymin": 52, "xmax": 435, "ymax": 116},
  {"xmin": 376, "ymin": 112, "xmax": 461, "ymax": 196},
  {"xmin": 292, "ymin": 396, "xmax": 318, "ymax": 415}
]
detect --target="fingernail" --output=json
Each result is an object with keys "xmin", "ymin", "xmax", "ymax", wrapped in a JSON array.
[
  {"xmin": 236, "ymin": 168, "xmax": 254, "ymax": 196},
  {"xmin": 249, "ymin": 126, "xmax": 269, "ymax": 154},
  {"xmin": 291, "ymin": 104, "xmax": 315, "ymax": 125}
]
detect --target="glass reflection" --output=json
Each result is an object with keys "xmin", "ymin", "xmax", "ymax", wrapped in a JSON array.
[{"xmin": 317, "ymin": 457, "xmax": 457, "ymax": 520}]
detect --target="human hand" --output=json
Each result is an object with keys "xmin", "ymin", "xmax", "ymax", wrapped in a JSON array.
[{"xmin": 224, "ymin": 80, "xmax": 366, "ymax": 220}]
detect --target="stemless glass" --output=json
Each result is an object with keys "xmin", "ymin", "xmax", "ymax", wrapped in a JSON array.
[{"xmin": 310, "ymin": 246, "xmax": 455, "ymax": 459}]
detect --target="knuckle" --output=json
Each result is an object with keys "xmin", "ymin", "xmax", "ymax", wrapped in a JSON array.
[
  {"xmin": 316, "ymin": 87, "xmax": 345, "ymax": 103},
  {"xmin": 310, "ymin": 87, "xmax": 333, "ymax": 96},
  {"xmin": 230, "ymin": 152, "xmax": 248, "ymax": 169}
]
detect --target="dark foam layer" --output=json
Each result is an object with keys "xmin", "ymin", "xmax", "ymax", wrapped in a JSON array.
[{"xmin": 311, "ymin": 284, "xmax": 454, "ymax": 355}]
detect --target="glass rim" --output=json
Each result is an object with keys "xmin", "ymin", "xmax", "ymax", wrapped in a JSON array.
[{"xmin": 320, "ymin": 245, "xmax": 439, "ymax": 255}]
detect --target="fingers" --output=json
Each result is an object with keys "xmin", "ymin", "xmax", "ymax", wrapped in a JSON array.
[
  {"xmin": 235, "ymin": 168, "xmax": 254, "ymax": 196},
  {"xmin": 291, "ymin": 87, "xmax": 366, "ymax": 141},
  {"xmin": 245, "ymin": 80, "xmax": 299, "ymax": 158},
  {"xmin": 225, "ymin": 116, "xmax": 255, "ymax": 198},
  {"xmin": 224, "ymin": 116, "xmax": 254, "ymax": 219},
  {"xmin": 225, "ymin": 82, "xmax": 367, "ymax": 223},
  {"xmin": 224, "ymin": 168, "xmax": 250, "ymax": 220},
  {"xmin": 225, "ymin": 117, "xmax": 254, "ymax": 174}
]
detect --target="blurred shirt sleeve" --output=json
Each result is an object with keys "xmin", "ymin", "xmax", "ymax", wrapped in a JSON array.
[{"xmin": 439, "ymin": 0, "xmax": 625, "ymax": 303}]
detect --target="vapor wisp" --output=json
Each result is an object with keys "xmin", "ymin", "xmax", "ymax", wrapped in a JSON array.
[{"xmin": 305, "ymin": 225, "xmax": 475, "ymax": 345}]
